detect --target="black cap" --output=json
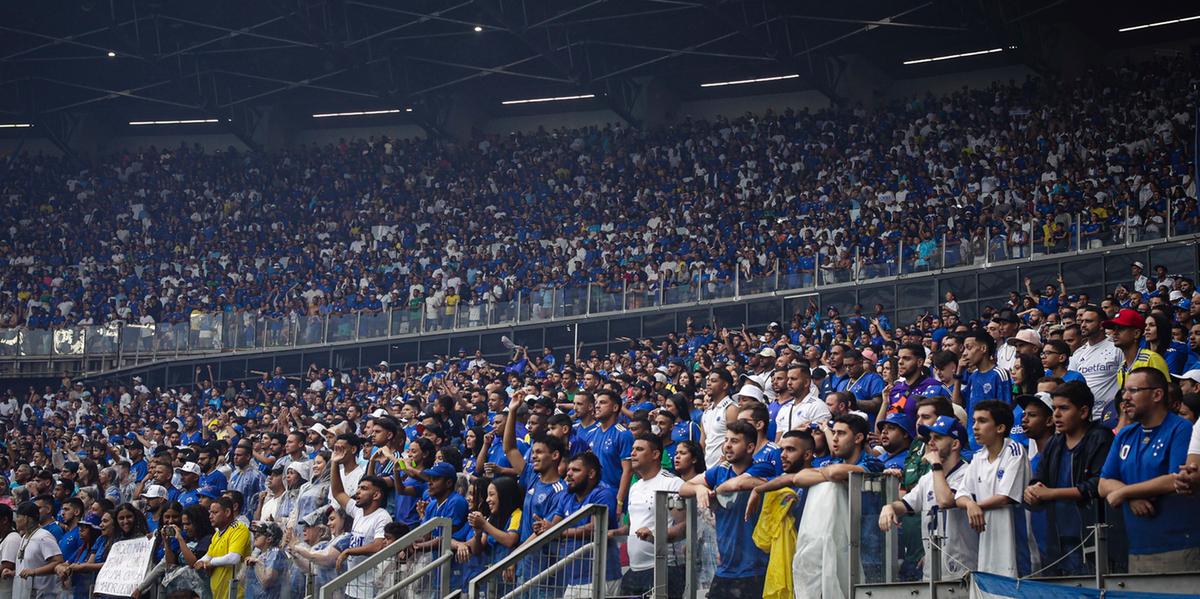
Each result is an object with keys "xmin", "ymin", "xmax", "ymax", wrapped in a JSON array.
[{"xmin": 992, "ymin": 308, "xmax": 1020, "ymax": 324}]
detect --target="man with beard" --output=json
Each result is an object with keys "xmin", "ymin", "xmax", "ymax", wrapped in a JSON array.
[
  {"xmin": 1068, "ymin": 306, "xmax": 1122, "ymax": 421},
  {"xmin": 503, "ymin": 394, "xmax": 567, "ymax": 586},
  {"xmin": 621, "ymin": 434, "xmax": 688, "ymax": 598},
  {"xmin": 547, "ymin": 452, "xmax": 621, "ymax": 598},
  {"xmin": 329, "ymin": 444, "xmax": 392, "ymax": 599},
  {"xmin": 884, "ymin": 343, "xmax": 943, "ymax": 424}
]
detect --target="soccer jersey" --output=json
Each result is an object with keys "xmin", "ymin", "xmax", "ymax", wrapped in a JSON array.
[
  {"xmin": 1068, "ymin": 339, "xmax": 1122, "ymax": 420},
  {"xmin": 208, "ymin": 521, "xmax": 252, "ymax": 599},
  {"xmin": 1100, "ymin": 413, "xmax": 1200, "ymax": 555},
  {"xmin": 955, "ymin": 439, "xmax": 1039, "ymax": 577},
  {"xmin": 900, "ymin": 461, "xmax": 977, "ymax": 579},
  {"xmin": 552, "ymin": 484, "xmax": 622, "ymax": 584},
  {"xmin": 703, "ymin": 460, "xmax": 775, "ymax": 579},
  {"xmin": 964, "ymin": 367, "xmax": 1012, "ymax": 450},
  {"xmin": 702, "ymin": 396, "xmax": 736, "ymax": 467},
  {"xmin": 627, "ymin": 471, "xmax": 684, "ymax": 571},
  {"xmin": 591, "ymin": 421, "xmax": 633, "ymax": 490},
  {"xmin": 342, "ymin": 503, "xmax": 391, "ymax": 599},
  {"xmin": 752, "ymin": 441, "xmax": 784, "ymax": 477}
]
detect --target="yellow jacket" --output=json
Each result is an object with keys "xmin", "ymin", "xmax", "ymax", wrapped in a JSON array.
[{"xmin": 752, "ymin": 488, "xmax": 798, "ymax": 599}]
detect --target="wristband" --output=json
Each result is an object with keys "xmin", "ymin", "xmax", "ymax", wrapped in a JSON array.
[{"xmin": 930, "ymin": 463, "xmax": 943, "ymax": 471}]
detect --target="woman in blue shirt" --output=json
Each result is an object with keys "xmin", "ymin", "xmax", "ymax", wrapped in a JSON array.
[
  {"xmin": 466, "ymin": 476, "xmax": 522, "ymax": 595},
  {"xmin": 666, "ymin": 394, "xmax": 701, "ymax": 443},
  {"xmin": 289, "ymin": 507, "xmax": 355, "ymax": 590}
]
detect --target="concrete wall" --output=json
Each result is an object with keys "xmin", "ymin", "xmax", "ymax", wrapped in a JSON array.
[
  {"xmin": 678, "ymin": 89, "xmax": 831, "ymax": 120},
  {"xmin": 0, "ymin": 137, "xmax": 64, "ymax": 157},
  {"xmin": 886, "ymin": 64, "xmax": 1039, "ymax": 99},
  {"xmin": 482, "ymin": 108, "xmax": 627, "ymax": 135}
]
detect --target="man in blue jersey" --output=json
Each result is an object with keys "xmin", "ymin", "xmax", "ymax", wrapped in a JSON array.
[
  {"xmin": 737, "ymin": 401, "xmax": 782, "ymax": 477},
  {"xmin": 876, "ymin": 413, "xmax": 914, "ymax": 470},
  {"xmin": 844, "ymin": 349, "xmax": 886, "ymax": 417},
  {"xmin": 546, "ymin": 452, "xmax": 622, "ymax": 598},
  {"xmin": 571, "ymin": 392, "xmax": 600, "ymax": 445},
  {"xmin": 679, "ymin": 420, "xmax": 772, "ymax": 598},
  {"xmin": 959, "ymin": 330, "xmax": 1012, "ymax": 450},
  {"xmin": 590, "ymin": 389, "xmax": 634, "ymax": 510},
  {"xmin": 1100, "ymin": 367, "xmax": 1200, "ymax": 573},
  {"xmin": 502, "ymin": 394, "xmax": 567, "ymax": 584}
]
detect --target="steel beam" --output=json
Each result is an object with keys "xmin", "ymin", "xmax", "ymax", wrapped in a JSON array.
[
  {"xmin": 784, "ymin": 14, "xmax": 965, "ymax": 31},
  {"xmin": 156, "ymin": 15, "xmax": 294, "ymax": 60},
  {"xmin": 0, "ymin": 17, "xmax": 148, "ymax": 62},
  {"xmin": 793, "ymin": 2, "xmax": 934, "ymax": 58},
  {"xmin": 404, "ymin": 55, "xmax": 572, "ymax": 83},
  {"xmin": 36, "ymin": 77, "xmax": 203, "ymax": 111},
  {"xmin": 346, "ymin": 1, "xmax": 475, "ymax": 47},
  {"xmin": 156, "ymin": 15, "xmax": 319, "ymax": 49},
  {"xmin": 210, "ymin": 69, "xmax": 379, "ymax": 98},
  {"xmin": 582, "ymin": 40, "xmax": 774, "ymax": 62},
  {"xmin": 0, "ymin": 24, "xmax": 145, "ymax": 61}
]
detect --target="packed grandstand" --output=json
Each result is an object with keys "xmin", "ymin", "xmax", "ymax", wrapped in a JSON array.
[{"xmin": 1, "ymin": 37, "xmax": 1200, "ymax": 599}]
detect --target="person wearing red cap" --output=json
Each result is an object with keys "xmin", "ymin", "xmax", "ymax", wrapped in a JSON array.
[{"xmin": 1103, "ymin": 309, "xmax": 1170, "ymax": 393}]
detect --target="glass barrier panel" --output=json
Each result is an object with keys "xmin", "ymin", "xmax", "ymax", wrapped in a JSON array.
[
  {"xmin": 489, "ymin": 298, "xmax": 518, "ymax": 326},
  {"xmin": 190, "ymin": 314, "xmax": 221, "ymax": 351},
  {"xmin": 556, "ymin": 286, "xmax": 588, "ymax": 318},
  {"xmin": 53, "ymin": 327, "xmax": 84, "ymax": 355},
  {"xmin": 703, "ymin": 277, "xmax": 735, "ymax": 301},
  {"xmin": 121, "ymin": 324, "xmax": 152, "ymax": 353},
  {"xmin": 455, "ymin": 302, "xmax": 483, "ymax": 329},
  {"xmin": 326, "ymin": 314, "xmax": 356, "ymax": 342},
  {"xmin": 934, "ymin": 504, "xmax": 1040, "ymax": 579},
  {"xmin": 1095, "ymin": 210, "xmax": 1124, "ymax": 250},
  {"xmin": 391, "ymin": 307, "xmax": 421, "ymax": 336},
  {"xmin": 84, "ymin": 324, "xmax": 120, "ymax": 354},
  {"xmin": 525, "ymin": 288, "xmax": 554, "ymax": 322},
  {"xmin": 357, "ymin": 311, "xmax": 388, "ymax": 339},
  {"xmin": 20, "ymin": 329, "xmax": 53, "ymax": 356},
  {"xmin": 588, "ymin": 284, "xmax": 623, "ymax": 314},
  {"xmin": 296, "ymin": 315, "xmax": 325, "ymax": 345},
  {"xmin": 944, "ymin": 235, "xmax": 970, "ymax": 269},
  {"xmin": 780, "ymin": 258, "xmax": 816, "ymax": 290},
  {"xmin": 854, "ymin": 474, "xmax": 897, "ymax": 585},
  {"xmin": 220, "ymin": 312, "xmax": 238, "ymax": 349},
  {"xmin": 1042, "ymin": 215, "xmax": 1075, "ymax": 256},
  {"xmin": 662, "ymin": 278, "xmax": 695, "ymax": 306},
  {"xmin": 230, "ymin": 314, "xmax": 257, "ymax": 349},
  {"xmin": 988, "ymin": 230, "xmax": 1011, "ymax": 263},
  {"xmin": 0, "ymin": 328, "xmax": 19, "ymax": 356},
  {"xmin": 155, "ymin": 322, "xmax": 186, "ymax": 353},
  {"xmin": 740, "ymin": 268, "xmax": 776, "ymax": 296},
  {"xmin": 261, "ymin": 317, "xmax": 293, "ymax": 348},
  {"xmin": 625, "ymin": 279, "xmax": 657, "ymax": 309}
]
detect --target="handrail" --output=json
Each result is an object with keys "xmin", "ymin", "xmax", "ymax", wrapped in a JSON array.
[
  {"xmin": 467, "ymin": 502, "xmax": 609, "ymax": 599},
  {"xmin": 7, "ymin": 232, "xmax": 1194, "ymax": 375},
  {"xmin": 317, "ymin": 516, "xmax": 452, "ymax": 599}
]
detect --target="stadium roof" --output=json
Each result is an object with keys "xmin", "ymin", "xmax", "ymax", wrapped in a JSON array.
[{"xmin": 0, "ymin": 0, "xmax": 1196, "ymax": 149}]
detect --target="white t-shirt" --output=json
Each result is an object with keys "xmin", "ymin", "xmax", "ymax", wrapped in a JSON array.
[
  {"xmin": 626, "ymin": 470, "xmax": 684, "ymax": 571},
  {"xmin": 702, "ymin": 396, "xmax": 735, "ymax": 467},
  {"xmin": 11, "ymin": 528, "xmax": 63, "ymax": 599},
  {"xmin": 331, "ymin": 464, "xmax": 365, "ymax": 505},
  {"xmin": 0, "ymin": 530, "xmax": 20, "ymax": 598},
  {"xmin": 780, "ymin": 391, "xmax": 831, "ymax": 435},
  {"xmin": 1068, "ymin": 339, "xmax": 1122, "ymax": 419},
  {"xmin": 955, "ymin": 439, "xmax": 1039, "ymax": 578},
  {"xmin": 343, "ymin": 502, "xmax": 393, "ymax": 599},
  {"xmin": 901, "ymin": 462, "xmax": 977, "ymax": 579},
  {"xmin": 1188, "ymin": 420, "xmax": 1200, "ymax": 455}
]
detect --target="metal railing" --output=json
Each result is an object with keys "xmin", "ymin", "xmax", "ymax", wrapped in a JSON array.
[
  {"xmin": 317, "ymin": 516, "xmax": 453, "ymax": 599},
  {"xmin": 652, "ymin": 491, "xmax": 698, "ymax": 599},
  {"xmin": 467, "ymin": 503, "xmax": 609, "ymax": 599},
  {"xmin": 3, "ymin": 218, "xmax": 1195, "ymax": 363}
]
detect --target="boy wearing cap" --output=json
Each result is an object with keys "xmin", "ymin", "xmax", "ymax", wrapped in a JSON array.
[
  {"xmin": 176, "ymin": 462, "xmax": 203, "ymax": 507},
  {"xmin": 875, "ymin": 414, "xmax": 914, "ymax": 471},
  {"xmin": 879, "ymin": 415, "xmax": 977, "ymax": 580},
  {"xmin": 955, "ymin": 400, "xmax": 1039, "ymax": 577},
  {"xmin": 1024, "ymin": 381, "xmax": 1114, "ymax": 575}
]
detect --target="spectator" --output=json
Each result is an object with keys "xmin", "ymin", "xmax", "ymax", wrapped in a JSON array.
[
  {"xmin": 590, "ymin": 390, "xmax": 634, "ymax": 508},
  {"xmin": 777, "ymin": 364, "xmax": 829, "ymax": 440},
  {"xmin": 879, "ymin": 415, "xmax": 977, "ymax": 580},
  {"xmin": 883, "ymin": 343, "xmax": 943, "ymax": 424},
  {"xmin": 1100, "ymin": 367, "xmax": 1200, "ymax": 572},
  {"xmin": 1105, "ymin": 309, "xmax": 1171, "ymax": 390},
  {"xmin": 700, "ymin": 369, "xmax": 739, "ymax": 469},
  {"xmin": 546, "ymin": 452, "xmax": 621, "ymax": 598},
  {"xmin": 196, "ymin": 497, "xmax": 251, "ymax": 599},
  {"xmin": 960, "ymin": 331, "xmax": 1013, "ymax": 450},
  {"xmin": 328, "ymin": 442, "xmax": 391, "ymax": 599},
  {"xmin": 1041, "ymin": 339, "xmax": 1086, "ymax": 384},
  {"xmin": 955, "ymin": 400, "xmax": 1040, "ymax": 577},
  {"xmin": 680, "ymin": 420, "xmax": 772, "ymax": 598},
  {"xmin": 1070, "ymin": 307, "xmax": 1123, "ymax": 422},
  {"xmin": 6, "ymin": 501, "xmax": 64, "ymax": 599},
  {"xmin": 620, "ymin": 434, "xmax": 686, "ymax": 598}
]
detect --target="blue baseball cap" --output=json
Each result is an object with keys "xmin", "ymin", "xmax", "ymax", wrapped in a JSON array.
[
  {"xmin": 198, "ymin": 486, "xmax": 221, "ymax": 500},
  {"xmin": 876, "ymin": 412, "xmax": 914, "ymax": 439},
  {"xmin": 80, "ymin": 513, "xmax": 103, "ymax": 530},
  {"xmin": 918, "ymin": 415, "xmax": 968, "ymax": 447},
  {"xmin": 423, "ymin": 462, "xmax": 457, "ymax": 480}
]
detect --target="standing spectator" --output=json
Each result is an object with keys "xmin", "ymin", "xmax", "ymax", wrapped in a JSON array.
[
  {"xmin": 879, "ymin": 415, "xmax": 977, "ymax": 580},
  {"xmin": 547, "ymin": 452, "xmax": 621, "ymax": 598},
  {"xmin": 777, "ymin": 364, "xmax": 829, "ymax": 438},
  {"xmin": 883, "ymin": 343, "xmax": 943, "ymax": 423},
  {"xmin": 680, "ymin": 420, "xmax": 772, "ymax": 598},
  {"xmin": 328, "ymin": 445, "xmax": 391, "ymax": 599},
  {"xmin": 1025, "ymin": 381, "xmax": 1114, "ymax": 575},
  {"xmin": 1104, "ymin": 309, "xmax": 1171, "ymax": 390},
  {"xmin": 700, "ymin": 370, "xmax": 739, "ymax": 469},
  {"xmin": 502, "ymin": 394, "xmax": 566, "ymax": 586},
  {"xmin": 196, "ymin": 497, "xmax": 252, "ymax": 599},
  {"xmin": 1100, "ymin": 367, "xmax": 1200, "ymax": 572},
  {"xmin": 1069, "ymin": 307, "xmax": 1123, "ymax": 422},
  {"xmin": 620, "ymin": 435, "xmax": 686, "ymax": 598},
  {"xmin": 955, "ymin": 400, "xmax": 1040, "ymax": 577},
  {"xmin": 228, "ymin": 444, "xmax": 267, "ymax": 520},
  {"xmin": 0, "ymin": 505, "xmax": 17, "ymax": 598},
  {"xmin": 6, "ymin": 501, "xmax": 64, "ymax": 599},
  {"xmin": 960, "ymin": 331, "xmax": 1013, "ymax": 450},
  {"xmin": 590, "ymin": 390, "xmax": 634, "ymax": 509}
]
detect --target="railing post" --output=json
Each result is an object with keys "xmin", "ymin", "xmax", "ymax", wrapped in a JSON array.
[
  {"xmin": 816, "ymin": 247, "xmax": 822, "ymax": 287},
  {"xmin": 659, "ymin": 278, "xmax": 666, "ymax": 306},
  {"xmin": 440, "ymin": 520, "xmax": 453, "ymax": 598},
  {"xmin": 419, "ymin": 304, "xmax": 426, "ymax": 334},
  {"xmin": 586, "ymin": 284, "xmax": 592, "ymax": 316},
  {"xmin": 1076, "ymin": 213, "xmax": 1083, "ymax": 252},
  {"xmin": 623, "ymin": 277, "xmax": 629, "ymax": 311},
  {"xmin": 735, "ymin": 267, "xmax": 741, "ymax": 298},
  {"xmin": 323, "ymin": 313, "xmax": 331, "ymax": 341},
  {"xmin": 898, "ymin": 238, "xmax": 904, "ymax": 275},
  {"xmin": 387, "ymin": 307, "xmax": 394, "ymax": 337},
  {"xmin": 856, "ymin": 246, "xmax": 863, "ymax": 282},
  {"xmin": 774, "ymin": 257, "xmax": 780, "ymax": 291},
  {"xmin": 653, "ymin": 491, "xmax": 668, "ymax": 599},
  {"xmin": 591, "ymin": 504, "xmax": 609, "ymax": 599},
  {"xmin": 984, "ymin": 227, "xmax": 991, "ymax": 266},
  {"xmin": 517, "ymin": 290, "xmax": 524, "ymax": 324},
  {"xmin": 929, "ymin": 511, "xmax": 944, "ymax": 599},
  {"xmin": 685, "ymin": 496, "xmax": 697, "ymax": 599},
  {"xmin": 355, "ymin": 311, "xmax": 362, "ymax": 340},
  {"xmin": 847, "ymin": 471, "xmax": 863, "ymax": 593}
]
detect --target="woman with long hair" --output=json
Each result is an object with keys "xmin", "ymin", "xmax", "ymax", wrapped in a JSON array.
[
  {"xmin": 463, "ymin": 427, "xmax": 486, "ymax": 476},
  {"xmin": 59, "ymin": 510, "xmax": 116, "ymax": 595},
  {"xmin": 665, "ymin": 394, "xmax": 701, "ymax": 444},
  {"xmin": 1144, "ymin": 312, "xmax": 1188, "ymax": 375},
  {"xmin": 672, "ymin": 441, "xmax": 707, "ymax": 480},
  {"xmin": 55, "ymin": 513, "xmax": 103, "ymax": 599},
  {"xmin": 114, "ymin": 502, "xmax": 151, "ymax": 540},
  {"xmin": 467, "ymin": 476, "xmax": 522, "ymax": 563},
  {"xmin": 1012, "ymin": 353, "xmax": 1042, "ymax": 397},
  {"xmin": 288, "ymin": 507, "xmax": 355, "ymax": 590}
]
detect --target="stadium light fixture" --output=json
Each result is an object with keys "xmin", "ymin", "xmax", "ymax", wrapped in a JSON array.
[
  {"xmin": 501, "ymin": 94, "xmax": 595, "ymax": 105},
  {"xmin": 0, "ymin": 123, "xmax": 32, "ymax": 128},
  {"xmin": 311, "ymin": 109, "xmax": 403, "ymax": 118},
  {"xmin": 902, "ymin": 47, "xmax": 1010, "ymax": 65},
  {"xmin": 474, "ymin": 25, "xmax": 483, "ymax": 32},
  {"xmin": 1118, "ymin": 14, "xmax": 1200, "ymax": 32},
  {"xmin": 107, "ymin": 51, "xmax": 117, "ymax": 58},
  {"xmin": 128, "ymin": 119, "xmax": 221, "ymax": 125},
  {"xmin": 699, "ymin": 74, "xmax": 800, "ymax": 88}
]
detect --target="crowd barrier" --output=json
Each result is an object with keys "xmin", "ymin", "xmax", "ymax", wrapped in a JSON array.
[{"xmin": 2, "ymin": 217, "xmax": 1193, "ymax": 365}]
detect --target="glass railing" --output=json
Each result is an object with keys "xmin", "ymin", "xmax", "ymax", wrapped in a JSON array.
[{"xmin": 3, "ymin": 221, "xmax": 1196, "ymax": 359}]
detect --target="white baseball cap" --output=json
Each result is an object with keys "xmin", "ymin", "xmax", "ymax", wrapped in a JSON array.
[
  {"xmin": 174, "ymin": 462, "xmax": 201, "ymax": 477},
  {"xmin": 142, "ymin": 485, "xmax": 168, "ymax": 499}
]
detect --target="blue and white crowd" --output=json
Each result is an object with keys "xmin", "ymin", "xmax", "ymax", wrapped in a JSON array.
[{"xmin": 1, "ymin": 54, "xmax": 1200, "ymax": 599}]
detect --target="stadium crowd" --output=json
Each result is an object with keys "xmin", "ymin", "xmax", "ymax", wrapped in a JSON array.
[
  {"xmin": 1, "ymin": 55, "xmax": 1198, "ymax": 334},
  {"xmin": 1, "ymin": 259, "xmax": 1200, "ymax": 598}
]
